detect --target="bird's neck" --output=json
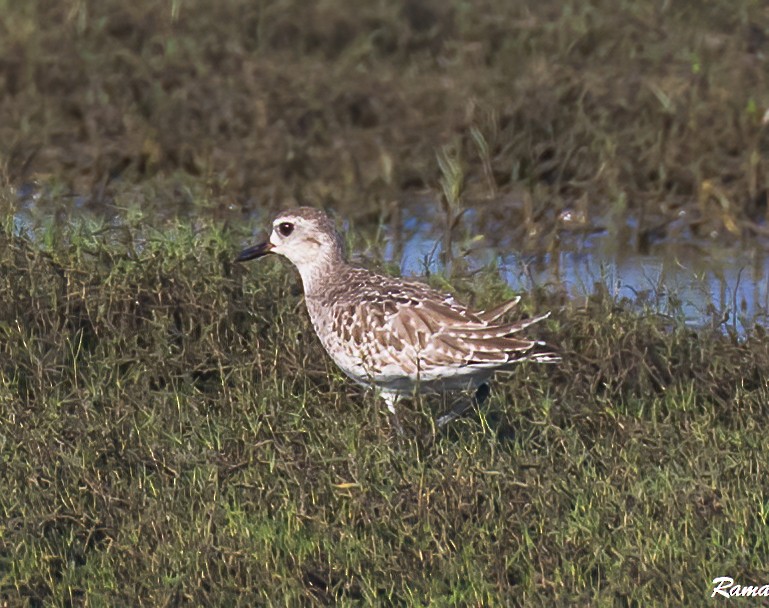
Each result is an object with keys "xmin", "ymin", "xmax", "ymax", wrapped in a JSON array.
[{"xmin": 297, "ymin": 251, "xmax": 348, "ymax": 297}]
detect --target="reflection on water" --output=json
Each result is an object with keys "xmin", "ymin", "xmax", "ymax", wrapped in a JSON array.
[
  {"xmin": 500, "ymin": 243, "xmax": 769, "ymax": 336},
  {"xmin": 389, "ymin": 202, "xmax": 769, "ymax": 337},
  {"xmin": 11, "ymin": 183, "xmax": 769, "ymax": 336}
]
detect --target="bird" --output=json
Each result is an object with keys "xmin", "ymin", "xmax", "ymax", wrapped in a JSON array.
[{"xmin": 236, "ymin": 206, "xmax": 559, "ymax": 429}]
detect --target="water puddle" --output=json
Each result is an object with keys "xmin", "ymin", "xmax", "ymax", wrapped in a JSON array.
[
  {"xmin": 388, "ymin": 198, "xmax": 769, "ymax": 337},
  {"xmin": 10, "ymin": 184, "xmax": 769, "ymax": 336}
]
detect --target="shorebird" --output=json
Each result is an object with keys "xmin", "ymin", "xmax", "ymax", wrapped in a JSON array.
[{"xmin": 236, "ymin": 207, "xmax": 558, "ymax": 428}]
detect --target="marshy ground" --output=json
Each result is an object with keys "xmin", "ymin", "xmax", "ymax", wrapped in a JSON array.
[{"xmin": 2, "ymin": 1, "xmax": 769, "ymax": 605}]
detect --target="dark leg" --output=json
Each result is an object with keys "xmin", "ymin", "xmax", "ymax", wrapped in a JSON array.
[
  {"xmin": 475, "ymin": 382, "xmax": 491, "ymax": 406},
  {"xmin": 435, "ymin": 383, "xmax": 491, "ymax": 428}
]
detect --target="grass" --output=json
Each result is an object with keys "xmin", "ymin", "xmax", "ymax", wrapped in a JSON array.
[
  {"xmin": 1, "ymin": 0, "xmax": 768, "ymax": 238},
  {"xmin": 1, "ymin": 211, "xmax": 768, "ymax": 605},
  {"xmin": 1, "ymin": 0, "xmax": 769, "ymax": 605}
]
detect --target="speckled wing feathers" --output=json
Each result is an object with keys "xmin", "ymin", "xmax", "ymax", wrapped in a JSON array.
[
  {"xmin": 316, "ymin": 267, "xmax": 554, "ymax": 380},
  {"xmin": 474, "ymin": 296, "xmax": 521, "ymax": 323}
]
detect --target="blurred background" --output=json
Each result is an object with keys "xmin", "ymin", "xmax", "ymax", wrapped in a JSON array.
[
  {"xmin": 3, "ymin": 4, "xmax": 769, "ymax": 605},
  {"xmin": 3, "ymin": 0, "xmax": 769, "ymax": 326}
]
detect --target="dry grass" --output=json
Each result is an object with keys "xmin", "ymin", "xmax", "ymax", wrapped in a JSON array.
[
  {"xmin": 2, "ymin": 0, "xmax": 768, "ymax": 240},
  {"xmin": 2, "ymin": 1, "xmax": 769, "ymax": 605}
]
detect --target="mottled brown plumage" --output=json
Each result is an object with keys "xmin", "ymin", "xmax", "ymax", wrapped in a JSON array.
[{"xmin": 237, "ymin": 207, "xmax": 558, "ymax": 427}]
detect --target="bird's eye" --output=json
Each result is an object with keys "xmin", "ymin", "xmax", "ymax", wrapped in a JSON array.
[{"xmin": 277, "ymin": 222, "xmax": 294, "ymax": 237}]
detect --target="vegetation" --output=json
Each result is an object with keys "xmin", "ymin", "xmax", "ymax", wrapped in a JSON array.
[
  {"xmin": 2, "ymin": 209, "xmax": 768, "ymax": 605},
  {"xmin": 1, "ymin": 0, "xmax": 769, "ymax": 605}
]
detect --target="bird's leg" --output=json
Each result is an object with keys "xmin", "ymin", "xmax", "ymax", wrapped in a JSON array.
[
  {"xmin": 381, "ymin": 393, "xmax": 404, "ymax": 435},
  {"xmin": 435, "ymin": 383, "xmax": 491, "ymax": 428},
  {"xmin": 475, "ymin": 382, "xmax": 491, "ymax": 406}
]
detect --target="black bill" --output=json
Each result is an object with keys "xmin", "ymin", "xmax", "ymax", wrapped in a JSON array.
[{"xmin": 235, "ymin": 241, "xmax": 274, "ymax": 262}]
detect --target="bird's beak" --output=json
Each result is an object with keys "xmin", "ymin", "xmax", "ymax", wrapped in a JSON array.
[{"xmin": 235, "ymin": 241, "xmax": 274, "ymax": 262}]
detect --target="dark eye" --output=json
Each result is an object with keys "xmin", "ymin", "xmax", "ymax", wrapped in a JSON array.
[{"xmin": 277, "ymin": 222, "xmax": 294, "ymax": 237}]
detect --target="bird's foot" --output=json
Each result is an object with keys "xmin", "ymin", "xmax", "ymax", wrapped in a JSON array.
[{"xmin": 435, "ymin": 383, "xmax": 491, "ymax": 429}]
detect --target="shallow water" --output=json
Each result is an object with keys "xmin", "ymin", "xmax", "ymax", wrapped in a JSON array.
[
  {"xmin": 388, "ymin": 199, "xmax": 769, "ymax": 337},
  {"xmin": 12, "ymin": 183, "xmax": 769, "ymax": 336}
]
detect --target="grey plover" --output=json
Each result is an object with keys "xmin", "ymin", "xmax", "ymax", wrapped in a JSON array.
[{"xmin": 236, "ymin": 207, "xmax": 558, "ymax": 428}]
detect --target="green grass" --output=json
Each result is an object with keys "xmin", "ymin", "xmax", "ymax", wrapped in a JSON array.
[
  {"xmin": 1, "ymin": 214, "xmax": 768, "ymax": 605},
  {"xmin": 1, "ymin": 0, "xmax": 769, "ymax": 604}
]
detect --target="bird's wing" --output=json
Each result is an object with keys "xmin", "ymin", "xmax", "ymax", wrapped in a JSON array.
[
  {"xmin": 475, "ymin": 296, "xmax": 521, "ymax": 323},
  {"xmin": 379, "ymin": 296, "xmax": 551, "ymax": 367}
]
